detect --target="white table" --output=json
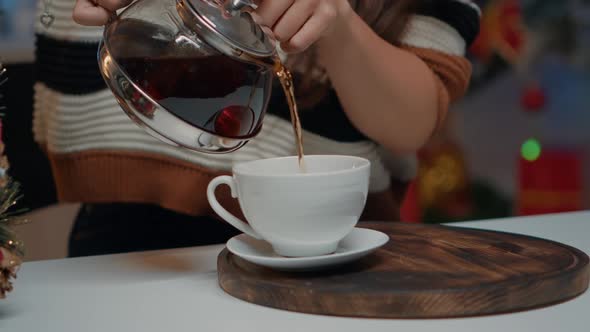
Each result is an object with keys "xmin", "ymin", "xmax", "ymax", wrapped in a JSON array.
[{"xmin": 1, "ymin": 212, "xmax": 589, "ymax": 331}]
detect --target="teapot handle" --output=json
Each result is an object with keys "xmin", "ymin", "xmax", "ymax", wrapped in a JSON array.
[{"xmin": 222, "ymin": 0, "xmax": 256, "ymax": 17}]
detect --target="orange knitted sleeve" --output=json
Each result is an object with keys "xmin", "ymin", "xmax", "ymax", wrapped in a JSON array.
[{"xmin": 401, "ymin": 46, "xmax": 472, "ymax": 130}]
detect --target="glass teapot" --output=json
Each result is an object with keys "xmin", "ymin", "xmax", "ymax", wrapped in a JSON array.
[{"xmin": 98, "ymin": 0, "xmax": 277, "ymax": 153}]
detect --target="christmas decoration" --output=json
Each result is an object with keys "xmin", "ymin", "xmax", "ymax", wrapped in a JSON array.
[
  {"xmin": 468, "ymin": 0, "xmax": 528, "ymax": 92},
  {"xmin": 0, "ymin": 61, "xmax": 25, "ymax": 299},
  {"xmin": 422, "ymin": 180, "xmax": 512, "ymax": 224},
  {"xmin": 470, "ymin": 0, "xmax": 526, "ymax": 66},
  {"xmin": 521, "ymin": 138, "xmax": 542, "ymax": 162},
  {"xmin": 416, "ymin": 139, "xmax": 470, "ymax": 217},
  {"xmin": 517, "ymin": 148, "xmax": 584, "ymax": 216},
  {"xmin": 441, "ymin": 1, "xmax": 589, "ymax": 222},
  {"xmin": 468, "ymin": 0, "xmax": 580, "ymax": 103},
  {"xmin": 400, "ymin": 181, "xmax": 421, "ymax": 223},
  {"xmin": 407, "ymin": 127, "xmax": 512, "ymax": 224},
  {"xmin": 521, "ymin": 83, "xmax": 547, "ymax": 112}
]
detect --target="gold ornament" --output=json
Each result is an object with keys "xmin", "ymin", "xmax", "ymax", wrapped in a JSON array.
[{"xmin": 417, "ymin": 141, "xmax": 469, "ymax": 210}]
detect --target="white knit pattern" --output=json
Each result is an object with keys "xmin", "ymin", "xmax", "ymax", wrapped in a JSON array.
[
  {"xmin": 35, "ymin": 0, "xmax": 104, "ymax": 42},
  {"xmin": 401, "ymin": 15, "xmax": 467, "ymax": 56},
  {"xmin": 33, "ymin": 83, "xmax": 393, "ymax": 192}
]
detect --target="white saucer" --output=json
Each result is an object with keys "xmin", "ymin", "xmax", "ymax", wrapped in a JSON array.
[{"xmin": 225, "ymin": 228, "xmax": 389, "ymax": 272}]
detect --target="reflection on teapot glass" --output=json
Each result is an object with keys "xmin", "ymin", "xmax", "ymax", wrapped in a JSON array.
[{"xmin": 117, "ymin": 54, "xmax": 267, "ymax": 139}]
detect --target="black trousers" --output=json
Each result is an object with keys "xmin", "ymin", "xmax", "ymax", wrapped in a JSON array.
[{"xmin": 68, "ymin": 203, "xmax": 240, "ymax": 257}]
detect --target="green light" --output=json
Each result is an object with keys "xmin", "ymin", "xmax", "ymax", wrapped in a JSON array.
[{"xmin": 521, "ymin": 138, "xmax": 542, "ymax": 161}]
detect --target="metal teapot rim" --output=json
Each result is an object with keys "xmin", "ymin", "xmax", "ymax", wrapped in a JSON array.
[{"xmin": 177, "ymin": 0, "xmax": 276, "ymax": 59}]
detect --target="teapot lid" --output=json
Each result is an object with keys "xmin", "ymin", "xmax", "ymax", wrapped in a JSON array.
[{"xmin": 180, "ymin": 0, "xmax": 276, "ymax": 58}]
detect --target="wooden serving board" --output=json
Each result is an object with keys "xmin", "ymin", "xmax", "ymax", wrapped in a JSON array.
[{"xmin": 218, "ymin": 222, "xmax": 590, "ymax": 318}]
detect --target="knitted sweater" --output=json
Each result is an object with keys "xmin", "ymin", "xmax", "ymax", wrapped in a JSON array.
[{"xmin": 33, "ymin": 0, "xmax": 480, "ymax": 220}]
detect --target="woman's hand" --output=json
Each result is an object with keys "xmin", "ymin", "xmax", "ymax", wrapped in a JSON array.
[
  {"xmin": 253, "ymin": 0, "xmax": 351, "ymax": 53},
  {"xmin": 73, "ymin": 0, "xmax": 133, "ymax": 26},
  {"xmin": 73, "ymin": 0, "xmax": 352, "ymax": 54}
]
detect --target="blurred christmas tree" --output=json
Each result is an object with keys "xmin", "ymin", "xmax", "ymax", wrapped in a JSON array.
[{"xmin": 0, "ymin": 61, "xmax": 25, "ymax": 299}]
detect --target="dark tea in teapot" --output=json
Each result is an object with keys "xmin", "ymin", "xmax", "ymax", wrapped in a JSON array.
[
  {"xmin": 118, "ymin": 55, "xmax": 306, "ymax": 169},
  {"xmin": 117, "ymin": 55, "xmax": 271, "ymax": 139}
]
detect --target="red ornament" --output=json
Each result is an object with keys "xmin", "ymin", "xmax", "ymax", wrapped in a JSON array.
[
  {"xmin": 400, "ymin": 181, "xmax": 421, "ymax": 223},
  {"xmin": 0, "ymin": 247, "xmax": 4, "ymax": 263},
  {"xmin": 500, "ymin": 0, "xmax": 525, "ymax": 52},
  {"xmin": 214, "ymin": 105, "xmax": 253, "ymax": 138},
  {"xmin": 521, "ymin": 84, "xmax": 547, "ymax": 112}
]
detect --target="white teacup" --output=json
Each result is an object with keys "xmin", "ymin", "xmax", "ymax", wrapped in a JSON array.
[{"xmin": 207, "ymin": 155, "xmax": 370, "ymax": 257}]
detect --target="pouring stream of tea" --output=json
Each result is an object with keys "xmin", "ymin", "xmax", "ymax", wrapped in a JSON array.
[{"xmin": 274, "ymin": 60, "xmax": 306, "ymax": 172}]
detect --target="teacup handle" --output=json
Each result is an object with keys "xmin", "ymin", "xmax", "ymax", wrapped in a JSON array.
[{"xmin": 207, "ymin": 176, "xmax": 262, "ymax": 240}]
